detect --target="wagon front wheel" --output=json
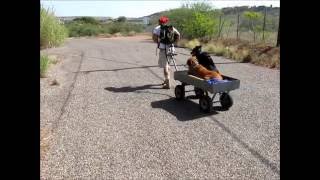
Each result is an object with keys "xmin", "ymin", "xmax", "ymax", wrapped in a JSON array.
[
  {"xmin": 199, "ymin": 95, "xmax": 213, "ymax": 113},
  {"xmin": 220, "ymin": 92, "xmax": 233, "ymax": 109},
  {"xmin": 175, "ymin": 85, "xmax": 185, "ymax": 100}
]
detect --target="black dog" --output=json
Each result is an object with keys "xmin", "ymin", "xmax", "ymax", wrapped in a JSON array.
[{"xmin": 190, "ymin": 45, "xmax": 218, "ymax": 71}]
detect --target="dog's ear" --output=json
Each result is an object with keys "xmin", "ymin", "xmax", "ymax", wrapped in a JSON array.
[
  {"xmin": 187, "ymin": 59, "xmax": 191, "ymax": 66},
  {"xmin": 191, "ymin": 46, "xmax": 197, "ymax": 54},
  {"xmin": 192, "ymin": 45, "xmax": 202, "ymax": 54},
  {"xmin": 187, "ymin": 58, "xmax": 195, "ymax": 66}
]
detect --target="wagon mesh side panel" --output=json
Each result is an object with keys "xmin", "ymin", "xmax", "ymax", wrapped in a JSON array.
[{"xmin": 174, "ymin": 71, "xmax": 240, "ymax": 94}]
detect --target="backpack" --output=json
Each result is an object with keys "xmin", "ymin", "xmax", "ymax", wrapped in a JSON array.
[{"xmin": 159, "ymin": 25, "xmax": 176, "ymax": 44}]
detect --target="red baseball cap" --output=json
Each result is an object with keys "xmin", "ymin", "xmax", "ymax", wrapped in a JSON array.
[{"xmin": 159, "ymin": 16, "xmax": 169, "ymax": 24}]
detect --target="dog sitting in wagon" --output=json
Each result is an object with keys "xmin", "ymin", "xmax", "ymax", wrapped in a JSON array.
[{"xmin": 186, "ymin": 46, "xmax": 223, "ymax": 80}]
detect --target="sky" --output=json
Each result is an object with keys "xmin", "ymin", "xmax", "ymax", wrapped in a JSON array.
[{"xmin": 41, "ymin": 0, "xmax": 280, "ymax": 18}]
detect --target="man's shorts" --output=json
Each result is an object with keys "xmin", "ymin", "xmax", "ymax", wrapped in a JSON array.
[{"xmin": 158, "ymin": 49, "xmax": 169, "ymax": 68}]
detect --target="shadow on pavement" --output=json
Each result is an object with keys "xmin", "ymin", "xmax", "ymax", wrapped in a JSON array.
[
  {"xmin": 151, "ymin": 97, "xmax": 280, "ymax": 175},
  {"xmin": 151, "ymin": 98, "xmax": 219, "ymax": 121},
  {"xmin": 104, "ymin": 84, "xmax": 163, "ymax": 93},
  {"xmin": 80, "ymin": 65, "xmax": 159, "ymax": 74}
]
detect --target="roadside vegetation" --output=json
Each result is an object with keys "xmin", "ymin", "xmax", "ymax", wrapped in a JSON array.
[
  {"xmin": 64, "ymin": 16, "xmax": 144, "ymax": 37},
  {"xmin": 40, "ymin": 2, "xmax": 280, "ymax": 69},
  {"xmin": 40, "ymin": 54, "xmax": 51, "ymax": 78},
  {"xmin": 40, "ymin": 7, "xmax": 67, "ymax": 77},
  {"xmin": 40, "ymin": 7, "xmax": 68, "ymax": 49},
  {"xmin": 148, "ymin": 2, "xmax": 280, "ymax": 69}
]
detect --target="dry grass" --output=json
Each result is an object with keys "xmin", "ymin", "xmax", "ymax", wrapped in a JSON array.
[
  {"xmin": 185, "ymin": 39, "xmax": 201, "ymax": 49},
  {"xmin": 48, "ymin": 55, "xmax": 60, "ymax": 65},
  {"xmin": 182, "ymin": 38, "xmax": 279, "ymax": 69},
  {"xmin": 97, "ymin": 33, "xmax": 112, "ymax": 38},
  {"xmin": 224, "ymin": 31, "xmax": 278, "ymax": 45},
  {"xmin": 40, "ymin": 128, "xmax": 52, "ymax": 160},
  {"xmin": 177, "ymin": 39, "xmax": 189, "ymax": 47},
  {"xmin": 113, "ymin": 32, "xmax": 123, "ymax": 37},
  {"xmin": 250, "ymin": 47, "xmax": 280, "ymax": 68},
  {"xmin": 127, "ymin": 31, "xmax": 137, "ymax": 36},
  {"xmin": 203, "ymin": 43, "xmax": 226, "ymax": 56}
]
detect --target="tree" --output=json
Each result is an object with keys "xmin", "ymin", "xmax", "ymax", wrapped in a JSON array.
[
  {"xmin": 117, "ymin": 16, "xmax": 127, "ymax": 22},
  {"xmin": 73, "ymin": 17, "xmax": 99, "ymax": 25},
  {"xmin": 243, "ymin": 11, "xmax": 263, "ymax": 42},
  {"xmin": 225, "ymin": 21, "xmax": 235, "ymax": 38},
  {"xmin": 190, "ymin": 2, "xmax": 213, "ymax": 12},
  {"xmin": 165, "ymin": 2, "xmax": 219, "ymax": 39},
  {"xmin": 165, "ymin": 7, "xmax": 193, "ymax": 37},
  {"xmin": 217, "ymin": 11, "xmax": 226, "ymax": 38},
  {"xmin": 262, "ymin": 7, "xmax": 267, "ymax": 41},
  {"xmin": 183, "ymin": 11, "xmax": 218, "ymax": 39},
  {"xmin": 236, "ymin": 8, "xmax": 240, "ymax": 39}
]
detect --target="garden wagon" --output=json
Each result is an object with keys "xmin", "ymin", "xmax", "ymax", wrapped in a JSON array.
[{"xmin": 165, "ymin": 45, "xmax": 240, "ymax": 113}]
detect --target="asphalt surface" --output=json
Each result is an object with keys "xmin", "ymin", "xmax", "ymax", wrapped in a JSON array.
[{"xmin": 40, "ymin": 36, "xmax": 280, "ymax": 179}]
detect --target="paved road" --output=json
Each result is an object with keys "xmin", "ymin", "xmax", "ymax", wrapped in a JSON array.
[{"xmin": 40, "ymin": 36, "xmax": 280, "ymax": 179}]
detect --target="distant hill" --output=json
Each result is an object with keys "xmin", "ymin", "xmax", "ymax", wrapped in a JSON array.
[
  {"xmin": 57, "ymin": 16, "xmax": 113, "ymax": 23},
  {"xmin": 221, "ymin": 6, "xmax": 279, "ymax": 16},
  {"xmin": 57, "ymin": 16, "xmax": 151, "ymax": 25}
]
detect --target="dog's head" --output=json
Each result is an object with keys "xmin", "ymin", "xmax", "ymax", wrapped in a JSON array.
[
  {"xmin": 186, "ymin": 57, "xmax": 198, "ymax": 68},
  {"xmin": 191, "ymin": 45, "xmax": 202, "ymax": 56}
]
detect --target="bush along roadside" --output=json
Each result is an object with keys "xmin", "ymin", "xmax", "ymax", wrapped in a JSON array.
[
  {"xmin": 40, "ymin": 7, "xmax": 67, "ymax": 78},
  {"xmin": 65, "ymin": 18, "xmax": 144, "ymax": 37},
  {"xmin": 40, "ymin": 7, "xmax": 68, "ymax": 49},
  {"xmin": 40, "ymin": 54, "xmax": 51, "ymax": 78}
]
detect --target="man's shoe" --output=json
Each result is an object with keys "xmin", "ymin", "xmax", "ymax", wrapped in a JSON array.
[
  {"xmin": 162, "ymin": 79, "xmax": 170, "ymax": 89},
  {"xmin": 162, "ymin": 84, "xmax": 170, "ymax": 89}
]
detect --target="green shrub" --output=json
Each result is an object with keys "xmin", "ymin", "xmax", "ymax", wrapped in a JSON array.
[
  {"xmin": 40, "ymin": 7, "xmax": 68, "ymax": 48},
  {"xmin": 65, "ymin": 22, "xmax": 105, "ymax": 37},
  {"xmin": 106, "ymin": 22, "xmax": 143, "ymax": 34},
  {"xmin": 40, "ymin": 54, "xmax": 51, "ymax": 78},
  {"xmin": 65, "ymin": 21, "xmax": 143, "ymax": 37},
  {"xmin": 164, "ymin": 2, "xmax": 219, "ymax": 39},
  {"xmin": 73, "ymin": 17, "xmax": 100, "ymax": 25}
]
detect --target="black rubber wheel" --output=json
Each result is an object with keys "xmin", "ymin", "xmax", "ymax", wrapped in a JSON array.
[
  {"xmin": 199, "ymin": 95, "xmax": 213, "ymax": 113},
  {"xmin": 175, "ymin": 85, "xmax": 185, "ymax": 100},
  {"xmin": 194, "ymin": 87, "xmax": 205, "ymax": 97},
  {"xmin": 220, "ymin": 93, "xmax": 233, "ymax": 109}
]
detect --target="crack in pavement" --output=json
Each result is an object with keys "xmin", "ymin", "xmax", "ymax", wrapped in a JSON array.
[{"xmin": 51, "ymin": 51, "xmax": 85, "ymax": 132}]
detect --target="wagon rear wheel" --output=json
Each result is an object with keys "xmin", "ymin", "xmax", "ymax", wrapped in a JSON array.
[
  {"xmin": 220, "ymin": 92, "xmax": 233, "ymax": 109},
  {"xmin": 199, "ymin": 95, "xmax": 213, "ymax": 113},
  {"xmin": 175, "ymin": 85, "xmax": 185, "ymax": 100}
]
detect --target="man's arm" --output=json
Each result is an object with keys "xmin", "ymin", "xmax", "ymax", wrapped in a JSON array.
[
  {"xmin": 174, "ymin": 33, "xmax": 180, "ymax": 44},
  {"xmin": 152, "ymin": 26, "xmax": 160, "ymax": 43},
  {"xmin": 152, "ymin": 34, "xmax": 158, "ymax": 43},
  {"xmin": 173, "ymin": 27, "xmax": 181, "ymax": 44}
]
